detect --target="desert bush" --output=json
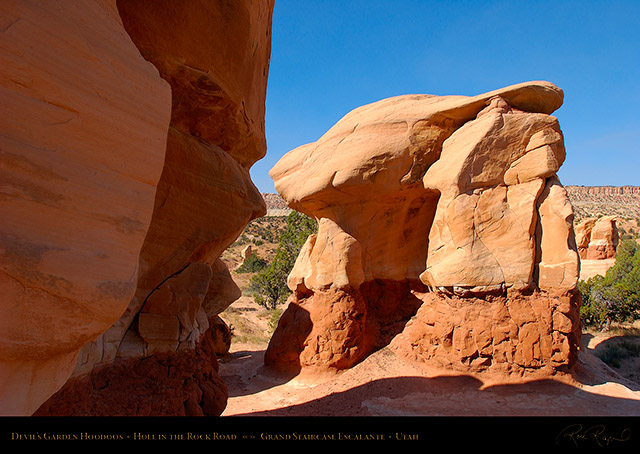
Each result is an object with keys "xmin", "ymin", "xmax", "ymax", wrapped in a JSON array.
[
  {"xmin": 248, "ymin": 211, "xmax": 317, "ymax": 309},
  {"xmin": 268, "ymin": 308, "xmax": 283, "ymax": 332},
  {"xmin": 236, "ymin": 253, "xmax": 267, "ymax": 273},
  {"xmin": 595, "ymin": 339, "xmax": 640, "ymax": 368},
  {"xmin": 579, "ymin": 239, "xmax": 640, "ymax": 330}
]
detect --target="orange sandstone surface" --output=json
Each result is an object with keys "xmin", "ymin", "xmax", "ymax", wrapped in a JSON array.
[{"xmin": 1, "ymin": 0, "xmax": 273, "ymax": 416}]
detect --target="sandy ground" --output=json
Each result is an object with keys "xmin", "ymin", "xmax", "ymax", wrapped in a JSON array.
[{"xmin": 218, "ymin": 301, "xmax": 640, "ymax": 417}]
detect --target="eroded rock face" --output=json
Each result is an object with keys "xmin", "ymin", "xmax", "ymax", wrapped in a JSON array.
[
  {"xmin": 421, "ymin": 100, "xmax": 572, "ymax": 292},
  {"xmin": 1, "ymin": 0, "xmax": 273, "ymax": 415},
  {"xmin": 0, "ymin": 0, "xmax": 171, "ymax": 416},
  {"xmin": 389, "ymin": 289, "xmax": 581, "ymax": 377},
  {"xmin": 101, "ymin": 1, "xmax": 269, "ymax": 370},
  {"xmin": 267, "ymin": 81, "xmax": 581, "ymax": 379},
  {"xmin": 34, "ymin": 325, "xmax": 227, "ymax": 416}
]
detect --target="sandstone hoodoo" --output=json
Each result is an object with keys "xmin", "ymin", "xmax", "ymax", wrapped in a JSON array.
[
  {"xmin": 1, "ymin": 0, "xmax": 273, "ymax": 416},
  {"xmin": 267, "ymin": 81, "xmax": 582, "ymax": 380},
  {"xmin": 574, "ymin": 215, "xmax": 620, "ymax": 281},
  {"xmin": 575, "ymin": 216, "xmax": 619, "ymax": 260}
]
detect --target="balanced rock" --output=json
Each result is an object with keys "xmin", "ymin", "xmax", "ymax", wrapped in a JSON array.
[{"xmin": 267, "ymin": 81, "xmax": 581, "ymax": 379}]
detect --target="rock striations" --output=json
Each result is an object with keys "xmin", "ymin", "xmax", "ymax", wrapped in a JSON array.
[
  {"xmin": 268, "ymin": 81, "xmax": 582, "ymax": 381},
  {"xmin": 0, "ymin": 0, "xmax": 171, "ymax": 416},
  {"xmin": 1, "ymin": 0, "xmax": 273, "ymax": 416},
  {"xmin": 566, "ymin": 185, "xmax": 640, "ymax": 223}
]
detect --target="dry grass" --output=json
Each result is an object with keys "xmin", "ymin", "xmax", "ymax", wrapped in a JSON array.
[
  {"xmin": 583, "ymin": 322, "xmax": 640, "ymax": 338},
  {"xmin": 583, "ymin": 321, "xmax": 640, "ymax": 383},
  {"xmin": 220, "ymin": 306, "xmax": 266, "ymax": 345},
  {"xmin": 219, "ymin": 297, "xmax": 285, "ymax": 347}
]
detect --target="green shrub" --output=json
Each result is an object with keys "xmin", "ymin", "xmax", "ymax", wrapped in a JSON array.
[
  {"xmin": 579, "ymin": 239, "xmax": 640, "ymax": 330},
  {"xmin": 268, "ymin": 308, "xmax": 283, "ymax": 333},
  {"xmin": 596, "ymin": 339, "xmax": 640, "ymax": 368},
  {"xmin": 236, "ymin": 253, "xmax": 267, "ymax": 273},
  {"xmin": 248, "ymin": 211, "xmax": 318, "ymax": 309}
]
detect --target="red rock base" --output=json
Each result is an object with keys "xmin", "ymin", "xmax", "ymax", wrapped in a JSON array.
[
  {"xmin": 34, "ymin": 328, "xmax": 227, "ymax": 416},
  {"xmin": 266, "ymin": 281, "xmax": 581, "ymax": 380},
  {"xmin": 390, "ymin": 288, "xmax": 582, "ymax": 378},
  {"xmin": 264, "ymin": 280, "xmax": 425, "ymax": 373}
]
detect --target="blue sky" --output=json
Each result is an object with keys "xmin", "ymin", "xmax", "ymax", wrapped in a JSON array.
[{"xmin": 251, "ymin": 0, "xmax": 640, "ymax": 193}]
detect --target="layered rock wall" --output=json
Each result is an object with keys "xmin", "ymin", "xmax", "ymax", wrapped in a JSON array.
[
  {"xmin": 1, "ymin": 0, "xmax": 273, "ymax": 416},
  {"xmin": 267, "ymin": 82, "xmax": 581, "ymax": 379},
  {"xmin": 566, "ymin": 185, "xmax": 640, "ymax": 224},
  {"xmin": 567, "ymin": 186, "xmax": 640, "ymax": 197}
]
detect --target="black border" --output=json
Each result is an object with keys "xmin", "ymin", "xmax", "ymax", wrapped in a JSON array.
[{"xmin": 2, "ymin": 416, "xmax": 640, "ymax": 449}]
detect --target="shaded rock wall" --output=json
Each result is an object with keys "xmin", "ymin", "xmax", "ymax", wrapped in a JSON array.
[
  {"xmin": 34, "ymin": 325, "xmax": 227, "ymax": 416},
  {"xmin": 1, "ymin": 0, "xmax": 273, "ymax": 416},
  {"xmin": 267, "ymin": 82, "xmax": 582, "ymax": 380},
  {"xmin": 0, "ymin": 0, "xmax": 171, "ymax": 416}
]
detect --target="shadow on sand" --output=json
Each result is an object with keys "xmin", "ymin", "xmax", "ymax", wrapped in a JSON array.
[
  {"xmin": 579, "ymin": 332, "xmax": 640, "ymax": 390},
  {"xmin": 227, "ymin": 372, "xmax": 640, "ymax": 417},
  {"xmin": 220, "ymin": 341, "xmax": 640, "ymax": 417},
  {"xmin": 219, "ymin": 349, "xmax": 301, "ymax": 398}
]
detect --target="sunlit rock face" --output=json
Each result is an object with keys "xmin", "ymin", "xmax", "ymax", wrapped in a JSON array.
[
  {"xmin": 1, "ymin": 0, "xmax": 273, "ymax": 416},
  {"xmin": 267, "ymin": 81, "xmax": 581, "ymax": 379},
  {"xmin": 107, "ymin": 0, "xmax": 271, "ymax": 370},
  {"xmin": 575, "ymin": 215, "xmax": 619, "ymax": 260}
]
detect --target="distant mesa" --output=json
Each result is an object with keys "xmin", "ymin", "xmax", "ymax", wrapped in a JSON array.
[
  {"xmin": 566, "ymin": 185, "xmax": 640, "ymax": 224},
  {"xmin": 263, "ymin": 192, "xmax": 293, "ymax": 216},
  {"xmin": 566, "ymin": 185, "xmax": 640, "ymax": 196},
  {"xmin": 268, "ymin": 81, "xmax": 583, "ymax": 380}
]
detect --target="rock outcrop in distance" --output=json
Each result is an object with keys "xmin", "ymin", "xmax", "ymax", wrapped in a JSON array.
[
  {"xmin": 262, "ymin": 192, "xmax": 293, "ymax": 217},
  {"xmin": 1, "ymin": 0, "xmax": 273, "ymax": 416},
  {"xmin": 575, "ymin": 216, "xmax": 619, "ymax": 261},
  {"xmin": 267, "ymin": 81, "xmax": 582, "ymax": 381},
  {"xmin": 575, "ymin": 215, "xmax": 619, "ymax": 281}
]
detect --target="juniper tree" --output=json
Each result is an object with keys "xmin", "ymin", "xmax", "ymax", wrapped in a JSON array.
[{"xmin": 249, "ymin": 211, "xmax": 318, "ymax": 309}]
